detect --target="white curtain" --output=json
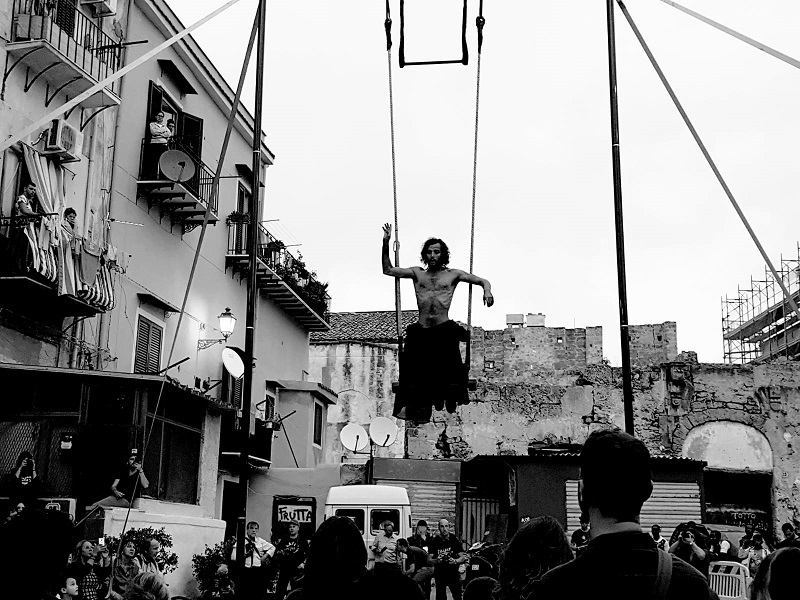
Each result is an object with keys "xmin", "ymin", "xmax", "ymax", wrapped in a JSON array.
[{"xmin": 23, "ymin": 145, "xmax": 64, "ymax": 283}]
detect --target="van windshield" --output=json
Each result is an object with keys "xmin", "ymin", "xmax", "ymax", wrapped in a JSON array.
[
  {"xmin": 371, "ymin": 509, "xmax": 400, "ymax": 534},
  {"xmin": 335, "ymin": 508, "xmax": 365, "ymax": 533}
]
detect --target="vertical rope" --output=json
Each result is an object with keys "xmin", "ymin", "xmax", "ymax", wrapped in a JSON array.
[
  {"xmin": 467, "ymin": 50, "xmax": 481, "ymax": 331},
  {"xmin": 386, "ymin": 9, "xmax": 403, "ymax": 351}
]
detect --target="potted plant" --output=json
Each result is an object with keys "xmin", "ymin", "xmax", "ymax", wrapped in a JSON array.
[
  {"xmin": 225, "ymin": 211, "xmax": 250, "ymax": 226},
  {"xmin": 15, "ymin": 1, "xmax": 55, "ymax": 41},
  {"xmin": 192, "ymin": 538, "xmax": 235, "ymax": 596}
]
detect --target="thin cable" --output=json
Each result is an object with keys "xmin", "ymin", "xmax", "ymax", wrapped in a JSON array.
[
  {"xmin": 386, "ymin": 18, "xmax": 403, "ymax": 352},
  {"xmin": 467, "ymin": 50, "xmax": 481, "ymax": 331},
  {"xmin": 616, "ymin": 0, "xmax": 800, "ymax": 331}
]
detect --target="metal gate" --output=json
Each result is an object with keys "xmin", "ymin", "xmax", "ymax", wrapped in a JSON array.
[
  {"xmin": 461, "ymin": 498, "xmax": 501, "ymax": 546},
  {"xmin": 566, "ymin": 480, "xmax": 701, "ymax": 541}
]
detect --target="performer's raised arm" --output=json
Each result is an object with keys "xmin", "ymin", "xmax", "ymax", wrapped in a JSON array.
[
  {"xmin": 455, "ymin": 270, "xmax": 494, "ymax": 307},
  {"xmin": 382, "ymin": 223, "xmax": 415, "ymax": 278}
]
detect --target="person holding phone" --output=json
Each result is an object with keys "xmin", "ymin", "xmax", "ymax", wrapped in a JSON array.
[
  {"xmin": 669, "ymin": 528, "xmax": 708, "ymax": 574},
  {"xmin": 90, "ymin": 449, "xmax": 149, "ymax": 510}
]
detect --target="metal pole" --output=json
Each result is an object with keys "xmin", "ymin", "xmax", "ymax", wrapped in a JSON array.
[
  {"xmin": 605, "ymin": 0, "xmax": 635, "ymax": 435},
  {"xmin": 237, "ymin": 0, "xmax": 267, "ymax": 573}
]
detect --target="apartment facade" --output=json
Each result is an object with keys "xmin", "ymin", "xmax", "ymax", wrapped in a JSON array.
[{"xmin": 0, "ymin": 0, "xmax": 332, "ymax": 594}]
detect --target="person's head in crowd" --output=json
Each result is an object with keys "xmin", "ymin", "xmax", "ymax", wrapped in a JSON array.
[
  {"xmin": 651, "ymin": 524, "xmax": 661, "ymax": 539},
  {"xmin": 382, "ymin": 519, "xmax": 395, "ymax": 537},
  {"xmin": 287, "ymin": 519, "xmax": 300, "ymax": 539},
  {"xmin": 463, "ymin": 576, "xmax": 498, "ymax": 600},
  {"xmin": 142, "ymin": 538, "xmax": 160, "ymax": 561},
  {"xmin": 166, "ymin": 119, "xmax": 174, "ymax": 132},
  {"xmin": 300, "ymin": 515, "xmax": 368, "ymax": 598},
  {"xmin": 151, "ymin": 111, "xmax": 165, "ymax": 125},
  {"xmin": 122, "ymin": 572, "xmax": 169, "ymax": 600},
  {"xmin": 579, "ymin": 515, "xmax": 589, "ymax": 532},
  {"xmin": 416, "ymin": 519, "xmax": 428, "ymax": 536},
  {"xmin": 496, "ymin": 515, "xmax": 573, "ymax": 600},
  {"xmin": 121, "ymin": 539, "xmax": 137, "ymax": 562},
  {"xmin": 750, "ymin": 547, "xmax": 800, "ymax": 600},
  {"xmin": 781, "ymin": 523, "xmax": 796, "ymax": 541},
  {"xmin": 13, "ymin": 501, "xmax": 25, "ymax": 516},
  {"xmin": 438, "ymin": 519, "xmax": 452, "ymax": 539},
  {"xmin": 744, "ymin": 525, "xmax": 754, "ymax": 537},
  {"xmin": 59, "ymin": 575, "xmax": 80, "ymax": 599},
  {"xmin": 396, "ymin": 537, "xmax": 409, "ymax": 559},
  {"xmin": 752, "ymin": 532, "xmax": 765, "ymax": 549},
  {"xmin": 246, "ymin": 521, "xmax": 260, "ymax": 539},
  {"xmin": 72, "ymin": 539, "xmax": 96, "ymax": 564},
  {"xmin": 578, "ymin": 429, "xmax": 652, "ymax": 525}
]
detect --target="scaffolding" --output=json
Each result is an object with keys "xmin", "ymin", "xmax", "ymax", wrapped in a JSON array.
[{"xmin": 722, "ymin": 243, "xmax": 800, "ymax": 364}]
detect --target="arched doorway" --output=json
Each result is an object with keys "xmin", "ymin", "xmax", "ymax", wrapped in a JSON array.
[{"xmin": 682, "ymin": 421, "xmax": 773, "ymax": 535}]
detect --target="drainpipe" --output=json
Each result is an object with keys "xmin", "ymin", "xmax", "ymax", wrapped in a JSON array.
[{"xmin": 95, "ymin": 0, "xmax": 132, "ymax": 369}]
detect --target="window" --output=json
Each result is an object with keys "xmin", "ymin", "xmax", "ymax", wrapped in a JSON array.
[
  {"xmin": 370, "ymin": 509, "xmax": 400, "ymax": 534},
  {"xmin": 335, "ymin": 508, "xmax": 365, "ymax": 533},
  {"xmin": 134, "ymin": 316, "xmax": 163, "ymax": 374},
  {"xmin": 313, "ymin": 401, "xmax": 323, "ymax": 447},
  {"xmin": 144, "ymin": 392, "xmax": 204, "ymax": 504}
]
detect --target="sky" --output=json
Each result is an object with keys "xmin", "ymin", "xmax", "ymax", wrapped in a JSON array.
[{"xmin": 166, "ymin": 0, "xmax": 800, "ymax": 366}]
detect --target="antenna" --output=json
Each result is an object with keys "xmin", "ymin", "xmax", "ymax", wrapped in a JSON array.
[
  {"xmin": 221, "ymin": 348, "xmax": 245, "ymax": 379},
  {"xmin": 159, "ymin": 150, "xmax": 196, "ymax": 183},
  {"xmin": 369, "ymin": 417, "xmax": 398, "ymax": 447},
  {"xmin": 340, "ymin": 423, "xmax": 369, "ymax": 452}
]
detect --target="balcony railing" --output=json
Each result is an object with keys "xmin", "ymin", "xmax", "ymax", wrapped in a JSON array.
[
  {"xmin": 11, "ymin": 0, "xmax": 122, "ymax": 96},
  {"xmin": 227, "ymin": 221, "xmax": 331, "ymax": 322},
  {"xmin": 138, "ymin": 136, "xmax": 218, "ymax": 216}
]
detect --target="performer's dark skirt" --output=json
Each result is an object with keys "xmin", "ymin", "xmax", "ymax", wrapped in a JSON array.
[{"xmin": 394, "ymin": 320, "xmax": 470, "ymax": 422}]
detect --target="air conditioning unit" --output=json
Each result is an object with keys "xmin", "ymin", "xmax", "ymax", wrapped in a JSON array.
[
  {"xmin": 43, "ymin": 119, "xmax": 83, "ymax": 162},
  {"xmin": 80, "ymin": 0, "xmax": 118, "ymax": 17}
]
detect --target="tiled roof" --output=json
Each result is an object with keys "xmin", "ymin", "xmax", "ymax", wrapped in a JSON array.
[{"xmin": 310, "ymin": 310, "xmax": 418, "ymax": 343}]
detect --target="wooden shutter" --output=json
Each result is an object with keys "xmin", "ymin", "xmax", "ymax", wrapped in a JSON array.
[{"xmin": 134, "ymin": 317, "xmax": 162, "ymax": 374}]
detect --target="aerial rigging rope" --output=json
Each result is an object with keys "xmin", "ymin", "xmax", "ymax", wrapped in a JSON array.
[{"xmin": 384, "ymin": 1, "xmax": 486, "ymax": 373}]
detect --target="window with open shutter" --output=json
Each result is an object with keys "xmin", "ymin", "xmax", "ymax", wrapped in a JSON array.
[
  {"xmin": 221, "ymin": 363, "xmax": 243, "ymax": 409},
  {"xmin": 134, "ymin": 317, "xmax": 163, "ymax": 374}
]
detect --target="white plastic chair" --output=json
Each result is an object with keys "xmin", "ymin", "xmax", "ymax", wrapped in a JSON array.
[{"xmin": 709, "ymin": 561, "xmax": 750, "ymax": 600}]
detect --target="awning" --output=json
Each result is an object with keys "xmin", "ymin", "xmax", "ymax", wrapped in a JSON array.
[{"xmin": 157, "ymin": 59, "xmax": 198, "ymax": 95}]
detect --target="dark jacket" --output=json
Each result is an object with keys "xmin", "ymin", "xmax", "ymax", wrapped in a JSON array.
[{"xmin": 528, "ymin": 532, "xmax": 718, "ymax": 600}]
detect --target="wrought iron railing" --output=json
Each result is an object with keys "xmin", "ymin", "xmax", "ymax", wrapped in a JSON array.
[
  {"xmin": 227, "ymin": 222, "xmax": 331, "ymax": 321},
  {"xmin": 11, "ymin": 0, "xmax": 122, "ymax": 95},
  {"xmin": 138, "ymin": 136, "xmax": 218, "ymax": 215}
]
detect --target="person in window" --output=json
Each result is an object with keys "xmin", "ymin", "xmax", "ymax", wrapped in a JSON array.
[
  {"xmin": 8, "ymin": 183, "xmax": 40, "ymax": 274},
  {"xmin": 145, "ymin": 111, "xmax": 171, "ymax": 178},
  {"xmin": 4, "ymin": 451, "xmax": 40, "ymax": 507},
  {"xmin": 90, "ymin": 449, "xmax": 149, "ymax": 510}
]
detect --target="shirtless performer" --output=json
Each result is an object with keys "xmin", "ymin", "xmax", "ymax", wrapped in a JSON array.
[{"xmin": 382, "ymin": 223, "xmax": 493, "ymax": 421}]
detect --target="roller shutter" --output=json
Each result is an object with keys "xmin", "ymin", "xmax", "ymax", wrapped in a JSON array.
[
  {"xmin": 377, "ymin": 480, "xmax": 457, "ymax": 530},
  {"xmin": 566, "ymin": 480, "xmax": 701, "ymax": 541}
]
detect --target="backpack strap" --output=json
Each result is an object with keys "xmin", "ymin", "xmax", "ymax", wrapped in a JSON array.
[{"xmin": 653, "ymin": 550, "xmax": 673, "ymax": 600}]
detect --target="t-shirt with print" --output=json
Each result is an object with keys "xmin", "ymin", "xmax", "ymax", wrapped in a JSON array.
[{"xmin": 429, "ymin": 535, "xmax": 463, "ymax": 574}]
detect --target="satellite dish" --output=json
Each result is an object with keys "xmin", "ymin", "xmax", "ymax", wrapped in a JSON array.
[
  {"xmin": 340, "ymin": 423, "xmax": 369, "ymax": 452},
  {"xmin": 369, "ymin": 417, "xmax": 398, "ymax": 447},
  {"xmin": 159, "ymin": 150, "xmax": 196, "ymax": 183},
  {"xmin": 221, "ymin": 348, "xmax": 244, "ymax": 379}
]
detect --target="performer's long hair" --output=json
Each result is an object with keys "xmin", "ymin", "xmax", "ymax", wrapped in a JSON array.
[{"xmin": 420, "ymin": 237, "xmax": 450, "ymax": 267}]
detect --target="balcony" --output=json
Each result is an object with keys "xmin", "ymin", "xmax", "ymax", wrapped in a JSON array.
[
  {"xmin": 225, "ymin": 222, "xmax": 330, "ymax": 331},
  {"xmin": 136, "ymin": 136, "xmax": 219, "ymax": 235},
  {"xmin": 0, "ymin": 216, "xmax": 114, "ymax": 318},
  {"xmin": 6, "ymin": 0, "xmax": 121, "ymax": 109}
]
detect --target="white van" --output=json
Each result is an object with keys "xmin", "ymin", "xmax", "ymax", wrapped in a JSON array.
[{"xmin": 324, "ymin": 485, "xmax": 412, "ymax": 566}]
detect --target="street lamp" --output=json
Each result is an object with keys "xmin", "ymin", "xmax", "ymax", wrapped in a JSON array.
[{"xmin": 198, "ymin": 307, "xmax": 237, "ymax": 350}]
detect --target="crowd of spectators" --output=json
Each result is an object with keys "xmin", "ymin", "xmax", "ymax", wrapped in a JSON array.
[{"xmin": 4, "ymin": 434, "xmax": 800, "ymax": 600}]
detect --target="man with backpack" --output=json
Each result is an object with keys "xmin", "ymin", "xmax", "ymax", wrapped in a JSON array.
[{"xmin": 528, "ymin": 429, "xmax": 718, "ymax": 600}]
